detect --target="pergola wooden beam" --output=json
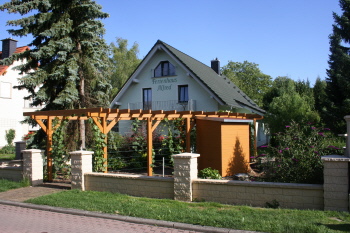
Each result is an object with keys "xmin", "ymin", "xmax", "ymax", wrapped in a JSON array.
[{"xmin": 24, "ymin": 108, "xmax": 263, "ymax": 179}]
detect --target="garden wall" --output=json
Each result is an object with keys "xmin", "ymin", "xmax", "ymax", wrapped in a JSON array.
[
  {"xmin": 0, "ymin": 167, "xmax": 22, "ymax": 182},
  {"xmin": 84, "ymin": 173, "xmax": 174, "ymax": 199},
  {"xmin": 192, "ymin": 179, "xmax": 324, "ymax": 210},
  {"xmin": 1, "ymin": 149, "xmax": 348, "ymax": 212}
]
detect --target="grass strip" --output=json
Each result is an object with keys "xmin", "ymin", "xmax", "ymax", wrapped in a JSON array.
[
  {"xmin": 0, "ymin": 154, "xmax": 15, "ymax": 160},
  {"xmin": 0, "ymin": 179, "xmax": 29, "ymax": 192},
  {"xmin": 26, "ymin": 190, "xmax": 350, "ymax": 233}
]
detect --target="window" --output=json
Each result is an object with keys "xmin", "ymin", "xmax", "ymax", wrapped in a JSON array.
[
  {"xmin": 178, "ymin": 85, "xmax": 188, "ymax": 103},
  {"xmin": 0, "ymin": 82, "xmax": 12, "ymax": 99},
  {"xmin": 143, "ymin": 88, "xmax": 152, "ymax": 110},
  {"xmin": 154, "ymin": 61, "xmax": 175, "ymax": 77}
]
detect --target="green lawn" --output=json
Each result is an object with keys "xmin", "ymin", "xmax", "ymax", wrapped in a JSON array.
[
  {"xmin": 26, "ymin": 189, "xmax": 350, "ymax": 233},
  {"xmin": 0, "ymin": 179, "xmax": 29, "ymax": 192},
  {"xmin": 0, "ymin": 153, "xmax": 15, "ymax": 160}
]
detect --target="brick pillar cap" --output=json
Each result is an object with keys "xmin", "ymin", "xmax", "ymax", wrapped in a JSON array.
[
  {"xmin": 69, "ymin": 150, "xmax": 94, "ymax": 155},
  {"xmin": 321, "ymin": 155, "xmax": 350, "ymax": 162},
  {"xmin": 172, "ymin": 152, "xmax": 200, "ymax": 159},
  {"xmin": 344, "ymin": 115, "xmax": 350, "ymax": 121}
]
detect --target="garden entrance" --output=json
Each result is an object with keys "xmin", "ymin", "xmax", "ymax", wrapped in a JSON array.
[{"xmin": 24, "ymin": 108, "xmax": 262, "ymax": 181}]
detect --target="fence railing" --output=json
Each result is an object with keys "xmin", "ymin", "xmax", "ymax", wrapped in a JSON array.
[{"xmin": 127, "ymin": 99, "xmax": 196, "ymax": 111}]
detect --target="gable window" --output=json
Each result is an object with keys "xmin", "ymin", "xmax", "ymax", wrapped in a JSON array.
[
  {"xmin": 154, "ymin": 61, "xmax": 175, "ymax": 77},
  {"xmin": 143, "ymin": 88, "xmax": 152, "ymax": 110},
  {"xmin": 178, "ymin": 85, "xmax": 188, "ymax": 103}
]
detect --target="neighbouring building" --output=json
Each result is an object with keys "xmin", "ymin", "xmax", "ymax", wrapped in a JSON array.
[
  {"xmin": 0, "ymin": 38, "xmax": 39, "ymax": 147},
  {"xmin": 110, "ymin": 40, "xmax": 267, "ymax": 145}
]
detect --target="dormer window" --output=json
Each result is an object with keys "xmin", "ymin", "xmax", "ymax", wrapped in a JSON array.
[{"xmin": 154, "ymin": 61, "xmax": 175, "ymax": 77}]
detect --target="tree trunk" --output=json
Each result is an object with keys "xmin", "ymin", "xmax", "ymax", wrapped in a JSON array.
[{"xmin": 77, "ymin": 41, "xmax": 86, "ymax": 149}]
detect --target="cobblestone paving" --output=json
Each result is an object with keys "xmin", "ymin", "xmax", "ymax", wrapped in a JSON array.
[{"xmin": 0, "ymin": 204, "xmax": 203, "ymax": 233}]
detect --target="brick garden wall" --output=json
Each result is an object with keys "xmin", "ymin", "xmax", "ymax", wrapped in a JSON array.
[
  {"xmin": 192, "ymin": 179, "xmax": 324, "ymax": 210},
  {"xmin": 84, "ymin": 173, "xmax": 174, "ymax": 199},
  {"xmin": 0, "ymin": 167, "xmax": 22, "ymax": 182}
]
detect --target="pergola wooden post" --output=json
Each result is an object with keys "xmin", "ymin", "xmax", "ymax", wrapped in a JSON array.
[
  {"xmin": 30, "ymin": 115, "xmax": 56, "ymax": 181},
  {"xmin": 24, "ymin": 108, "xmax": 262, "ymax": 179}
]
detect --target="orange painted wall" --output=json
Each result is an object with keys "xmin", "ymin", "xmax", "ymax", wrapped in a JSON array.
[
  {"xmin": 196, "ymin": 119, "xmax": 250, "ymax": 177},
  {"xmin": 221, "ymin": 124, "xmax": 250, "ymax": 176},
  {"xmin": 196, "ymin": 119, "xmax": 222, "ymax": 172}
]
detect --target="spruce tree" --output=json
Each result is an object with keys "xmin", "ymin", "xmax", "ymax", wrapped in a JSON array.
[
  {"xmin": 0, "ymin": 0, "xmax": 112, "ymax": 147},
  {"xmin": 326, "ymin": 0, "xmax": 350, "ymax": 133}
]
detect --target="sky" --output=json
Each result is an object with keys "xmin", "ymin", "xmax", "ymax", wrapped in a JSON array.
[{"xmin": 0, "ymin": 0, "xmax": 342, "ymax": 85}]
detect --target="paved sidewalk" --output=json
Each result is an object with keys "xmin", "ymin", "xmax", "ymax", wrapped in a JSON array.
[
  {"xmin": 0, "ymin": 183, "xmax": 70, "ymax": 202},
  {"xmin": 0, "ymin": 184, "xmax": 259, "ymax": 233}
]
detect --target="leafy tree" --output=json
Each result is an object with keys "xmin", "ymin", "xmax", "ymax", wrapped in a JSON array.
[
  {"xmin": 0, "ymin": 0, "xmax": 112, "ymax": 148},
  {"xmin": 295, "ymin": 79, "xmax": 315, "ymax": 108},
  {"xmin": 326, "ymin": 0, "xmax": 350, "ymax": 133},
  {"xmin": 109, "ymin": 37, "xmax": 141, "ymax": 100},
  {"xmin": 221, "ymin": 61, "xmax": 272, "ymax": 107},
  {"xmin": 313, "ymin": 77, "xmax": 329, "ymax": 124},
  {"xmin": 263, "ymin": 77, "xmax": 320, "ymax": 134},
  {"xmin": 262, "ymin": 76, "xmax": 295, "ymax": 110}
]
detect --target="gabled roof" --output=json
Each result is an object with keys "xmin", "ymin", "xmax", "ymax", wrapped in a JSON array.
[
  {"xmin": 112, "ymin": 40, "xmax": 265, "ymax": 114},
  {"xmin": 0, "ymin": 46, "xmax": 30, "ymax": 76}
]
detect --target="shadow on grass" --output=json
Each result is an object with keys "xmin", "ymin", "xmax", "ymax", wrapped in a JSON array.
[{"xmin": 322, "ymin": 224, "xmax": 350, "ymax": 232}]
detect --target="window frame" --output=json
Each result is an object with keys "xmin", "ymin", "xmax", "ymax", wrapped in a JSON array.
[
  {"xmin": 142, "ymin": 88, "xmax": 152, "ymax": 110},
  {"xmin": 154, "ymin": 61, "xmax": 175, "ymax": 77},
  {"xmin": 178, "ymin": 85, "xmax": 189, "ymax": 103}
]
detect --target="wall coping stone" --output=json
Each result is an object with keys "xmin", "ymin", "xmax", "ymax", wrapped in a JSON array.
[
  {"xmin": 69, "ymin": 150, "xmax": 94, "ymax": 156},
  {"xmin": 172, "ymin": 153, "xmax": 200, "ymax": 159},
  {"xmin": 22, "ymin": 149, "xmax": 44, "ymax": 153},
  {"xmin": 193, "ymin": 179, "xmax": 323, "ymax": 190},
  {"xmin": 321, "ymin": 155, "xmax": 350, "ymax": 162},
  {"xmin": 85, "ymin": 172, "xmax": 174, "ymax": 182}
]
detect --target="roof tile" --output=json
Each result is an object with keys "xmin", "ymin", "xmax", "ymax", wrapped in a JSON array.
[{"xmin": 0, "ymin": 46, "xmax": 30, "ymax": 75}]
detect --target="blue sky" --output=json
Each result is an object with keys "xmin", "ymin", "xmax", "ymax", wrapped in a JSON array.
[{"xmin": 0, "ymin": 0, "xmax": 342, "ymax": 84}]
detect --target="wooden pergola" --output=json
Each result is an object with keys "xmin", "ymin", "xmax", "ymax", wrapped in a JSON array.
[{"xmin": 24, "ymin": 108, "xmax": 263, "ymax": 181}]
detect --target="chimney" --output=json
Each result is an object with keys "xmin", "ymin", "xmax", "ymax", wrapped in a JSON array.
[
  {"xmin": 211, "ymin": 58, "xmax": 220, "ymax": 75},
  {"xmin": 1, "ymin": 38, "xmax": 18, "ymax": 59}
]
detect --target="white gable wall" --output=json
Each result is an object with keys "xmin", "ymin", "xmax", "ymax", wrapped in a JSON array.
[
  {"xmin": 115, "ymin": 49, "xmax": 220, "ymax": 134},
  {"xmin": 118, "ymin": 50, "xmax": 219, "ymax": 111}
]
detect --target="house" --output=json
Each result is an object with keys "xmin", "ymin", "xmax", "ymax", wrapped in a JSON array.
[
  {"xmin": 0, "ymin": 38, "xmax": 38, "ymax": 147},
  {"xmin": 110, "ymin": 40, "xmax": 267, "ymax": 145}
]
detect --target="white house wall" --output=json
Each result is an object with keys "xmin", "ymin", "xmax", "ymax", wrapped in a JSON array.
[
  {"xmin": 118, "ymin": 50, "xmax": 219, "ymax": 111},
  {"xmin": 117, "ymin": 50, "xmax": 220, "ymax": 135},
  {"xmin": 0, "ymin": 60, "xmax": 38, "ymax": 147}
]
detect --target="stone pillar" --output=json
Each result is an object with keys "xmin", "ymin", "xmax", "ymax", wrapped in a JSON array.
[
  {"xmin": 172, "ymin": 153, "xmax": 200, "ymax": 202},
  {"xmin": 344, "ymin": 116, "xmax": 350, "ymax": 157},
  {"xmin": 22, "ymin": 149, "xmax": 44, "ymax": 186},
  {"xmin": 322, "ymin": 155, "xmax": 350, "ymax": 211},
  {"xmin": 15, "ymin": 141, "xmax": 26, "ymax": 160},
  {"xmin": 70, "ymin": 150, "xmax": 93, "ymax": 191}
]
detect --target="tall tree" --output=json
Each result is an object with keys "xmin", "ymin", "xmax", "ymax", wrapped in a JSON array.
[
  {"xmin": 109, "ymin": 37, "xmax": 141, "ymax": 100},
  {"xmin": 0, "ymin": 0, "xmax": 111, "ymax": 148},
  {"xmin": 326, "ymin": 0, "xmax": 350, "ymax": 133},
  {"xmin": 313, "ymin": 77, "xmax": 329, "ymax": 124},
  {"xmin": 263, "ymin": 77, "xmax": 320, "ymax": 134},
  {"xmin": 221, "ymin": 61, "xmax": 272, "ymax": 107}
]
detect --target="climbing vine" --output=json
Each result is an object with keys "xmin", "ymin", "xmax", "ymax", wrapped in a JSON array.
[
  {"xmin": 51, "ymin": 117, "xmax": 70, "ymax": 179},
  {"xmin": 88, "ymin": 118, "xmax": 107, "ymax": 172}
]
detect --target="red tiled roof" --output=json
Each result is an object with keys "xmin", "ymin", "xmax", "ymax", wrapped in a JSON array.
[{"xmin": 0, "ymin": 46, "xmax": 30, "ymax": 76}]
